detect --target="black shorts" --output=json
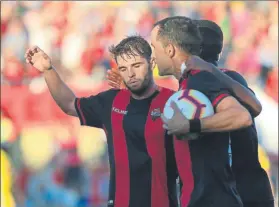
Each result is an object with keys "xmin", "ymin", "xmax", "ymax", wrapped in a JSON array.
[{"xmin": 243, "ymin": 201, "xmax": 274, "ymax": 207}]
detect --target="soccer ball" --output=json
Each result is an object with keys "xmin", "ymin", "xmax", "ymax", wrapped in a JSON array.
[{"xmin": 163, "ymin": 89, "xmax": 214, "ymax": 139}]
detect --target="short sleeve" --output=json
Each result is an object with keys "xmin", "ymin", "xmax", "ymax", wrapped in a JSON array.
[
  {"xmin": 187, "ymin": 71, "xmax": 231, "ymax": 110},
  {"xmin": 75, "ymin": 89, "xmax": 117, "ymax": 128}
]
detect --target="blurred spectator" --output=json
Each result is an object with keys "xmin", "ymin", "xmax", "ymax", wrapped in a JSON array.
[
  {"xmin": 1, "ymin": 2, "xmax": 278, "ymax": 206},
  {"xmin": 2, "ymin": 17, "xmax": 28, "ymax": 62}
]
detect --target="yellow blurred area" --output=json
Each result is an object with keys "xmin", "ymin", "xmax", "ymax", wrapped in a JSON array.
[
  {"xmin": 258, "ymin": 145, "xmax": 270, "ymax": 172},
  {"xmin": 230, "ymin": 1, "xmax": 246, "ymax": 11},
  {"xmin": 1, "ymin": 117, "xmax": 15, "ymax": 143},
  {"xmin": 77, "ymin": 127, "xmax": 106, "ymax": 161},
  {"xmin": 153, "ymin": 64, "xmax": 160, "ymax": 78},
  {"xmin": 1, "ymin": 150, "xmax": 15, "ymax": 207},
  {"xmin": 18, "ymin": 125, "xmax": 107, "ymax": 169},
  {"xmin": 106, "ymin": 1, "xmax": 128, "ymax": 7},
  {"xmin": 20, "ymin": 127, "xmax": 54, "ymax": 170}
]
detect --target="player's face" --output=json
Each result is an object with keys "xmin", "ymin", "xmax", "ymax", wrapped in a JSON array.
[
  {"xmin": 151, "ymin": 26, "xmax": 174, "ymax": 76},
  {"xmin": 116, "ymin": 54, "xmax": 153, "ymax": 95}
]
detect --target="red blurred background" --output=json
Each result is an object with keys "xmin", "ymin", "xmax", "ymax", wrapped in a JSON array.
[{"xmin": 1, "ymin": 1, "xmax": 278, "ymax": 207}]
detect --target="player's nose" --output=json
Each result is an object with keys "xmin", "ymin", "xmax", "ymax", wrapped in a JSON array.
[{"xmin": 127, "ymin": 68, "xmax": 136, "ymax": 78}]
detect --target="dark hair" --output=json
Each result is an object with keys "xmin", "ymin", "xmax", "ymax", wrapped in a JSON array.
[
  {"xmin": 109, "ymin": 35, "xmax": 152, "ymax": 63},
  {"xmin": 193, "ymin": 20, "xmax": 223, "ymax": 65},
  {"xmin": 154, "ymin": 16, "xmax": 202, "ymax": 56}
]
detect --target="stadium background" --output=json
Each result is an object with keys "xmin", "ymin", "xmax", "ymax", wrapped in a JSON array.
[{"xmin": 1, "ymin": 1, "xmax": 278, "ymax": 207}]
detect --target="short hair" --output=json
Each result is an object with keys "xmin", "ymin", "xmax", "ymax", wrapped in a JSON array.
[
  {"xmin": 109, "ymin": 35, "xmax": 152, "ymax": 63},
  {"xmin": 194, "ymin": 20, "xmax": 223, "ymax": 64},
  {"xmin": 154, "ymin": 16, "xmax": 202, "ymax": 56}
]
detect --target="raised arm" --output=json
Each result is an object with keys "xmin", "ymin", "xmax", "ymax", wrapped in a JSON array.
[{"xmin": 25, "ymin": 46, "xmax": 77, "ymax": 116}]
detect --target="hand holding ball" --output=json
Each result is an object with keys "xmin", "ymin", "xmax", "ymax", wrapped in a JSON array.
[{"xmin": 163, "ymin": 89, "xmax": 214, "ymax": 139}]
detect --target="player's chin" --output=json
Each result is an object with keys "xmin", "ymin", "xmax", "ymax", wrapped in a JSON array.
[
  {"xmin": 129, "ymin": 85, "xmax": 147, "ymax": 95},
  {"xmin": 127, "ymin": 84, "xmax": 141, "ymax": 91}
]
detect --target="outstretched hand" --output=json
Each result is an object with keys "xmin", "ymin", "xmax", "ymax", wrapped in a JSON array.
[{"xmin": 106, "ymin": 69, "xmax": 126, "ymax": 89}]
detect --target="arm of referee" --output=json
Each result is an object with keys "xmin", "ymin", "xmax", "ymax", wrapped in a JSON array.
[
  {"xmin": 222, "ymin": 70, "xmax": 262, "ymax": 117},
  {"xmin": 188, "ymin": 71, "xmax": 253, "ymax": 133},
  {"xmin": 209, "ymin": 66, "xmax": 262, "ymax": 117},
  {"xmin": 185, "ymin": 55, "xmax": 262, "ymax": 117}
]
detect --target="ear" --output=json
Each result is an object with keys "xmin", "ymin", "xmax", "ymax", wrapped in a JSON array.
[{"xmin": 165, "ymin": 44, "xmax": 175, "ymax": 58}]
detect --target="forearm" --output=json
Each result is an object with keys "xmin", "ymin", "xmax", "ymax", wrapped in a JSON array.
[
  {"xmin": 229, "ymin": 81, "xmax": 262, "ymax": 116},
  {"xmin": 209, "ymin": 65, "xmax": 262, "ymax": 116},
  {"xmin": 43, "ymin": 66, "xmax": 77, "ymax": 116},
  {"xmin": 200, "ymin": 108, "xmax": 252, "ymax": 132}
]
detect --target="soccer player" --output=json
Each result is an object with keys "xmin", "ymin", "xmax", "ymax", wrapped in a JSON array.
[
  {"xmin": 107, "ymin": 18, "xmax": 274, "ymax": 207},
  {"xmin": 25, "ymin": 36, "xmax": 178, "ymax": 207},
  {"xmin": 152, "ymin": 17, "xmax": 252, "ymax": 207},
  {"xmin": 108, "ymin": 17, "xmax": 248, "ymax": 207},
  {"xmin": 152, "ymin": 17, "xmax": 273, "ymax": 207},
  {"xmin": 189, "ymin": 20, "xmax": 274, "ymax": 207}
]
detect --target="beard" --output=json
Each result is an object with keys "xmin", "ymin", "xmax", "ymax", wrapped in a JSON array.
[{"xmin": 124, "ymin": 68, "xmax": 152, "ymax": 96}]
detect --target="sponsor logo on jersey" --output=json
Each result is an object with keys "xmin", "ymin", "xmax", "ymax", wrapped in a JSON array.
[{"xmin": 112, "ymin": 107, "xmax": 128, "ymax": 115}]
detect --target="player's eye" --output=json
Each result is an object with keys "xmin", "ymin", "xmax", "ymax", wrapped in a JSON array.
[
  {"xmin": 119, "ymin": 67, "xmax": 127, "ymax": 72},
  {"xmin": 134, "ymin": 64, "xmax": 140, "ymax": 68}
]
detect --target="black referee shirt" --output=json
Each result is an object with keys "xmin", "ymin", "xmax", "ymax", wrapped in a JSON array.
[{"xmin": 220, "ymin": 69, "xmax": 274, "ymax": 205}]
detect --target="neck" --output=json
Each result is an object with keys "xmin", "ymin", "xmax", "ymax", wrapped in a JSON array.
[
  {"xmin": 173, "ymin": 53, "xmax": 191, "ymax": 80},
  {"xmin": 131, "ymin": 82, "xmax": 158, "ymax": 100}
]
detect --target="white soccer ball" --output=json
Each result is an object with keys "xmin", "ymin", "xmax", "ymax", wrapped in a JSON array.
[{"xmin": 163, "ymin": 89, "xmax": 214, "ymax": 138}]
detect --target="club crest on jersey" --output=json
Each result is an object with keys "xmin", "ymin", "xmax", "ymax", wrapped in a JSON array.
[
  {"xmin": 151, "ymin": 108, "xmax": 161, "ymax": 121},
  {"xmin": 112, "ymin": 107, "xmax": 127, "ymax": 115}
]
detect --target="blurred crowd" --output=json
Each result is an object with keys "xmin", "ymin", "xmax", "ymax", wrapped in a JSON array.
[{"xmin": 1, "ymin": 1, "xmax": 278, "ymax": 207}]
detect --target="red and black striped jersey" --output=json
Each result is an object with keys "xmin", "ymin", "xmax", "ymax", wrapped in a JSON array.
[
  {"xmin": 75, "ymin": 88, "xmax": 178, "ymax": 207},
  {"xmin": 177, "ymin": 70, "xmax": 243, "ymax": 207}
]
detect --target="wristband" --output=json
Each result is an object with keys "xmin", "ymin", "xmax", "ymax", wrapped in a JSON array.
[{"xmin": 189, "ymin": 119, "xmax": 201, "ymax": 133}]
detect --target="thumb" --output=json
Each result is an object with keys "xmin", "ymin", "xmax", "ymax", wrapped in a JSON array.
[{"xmin": 170, "ymin": 101, "xmax": 181, "ymax": 114}]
